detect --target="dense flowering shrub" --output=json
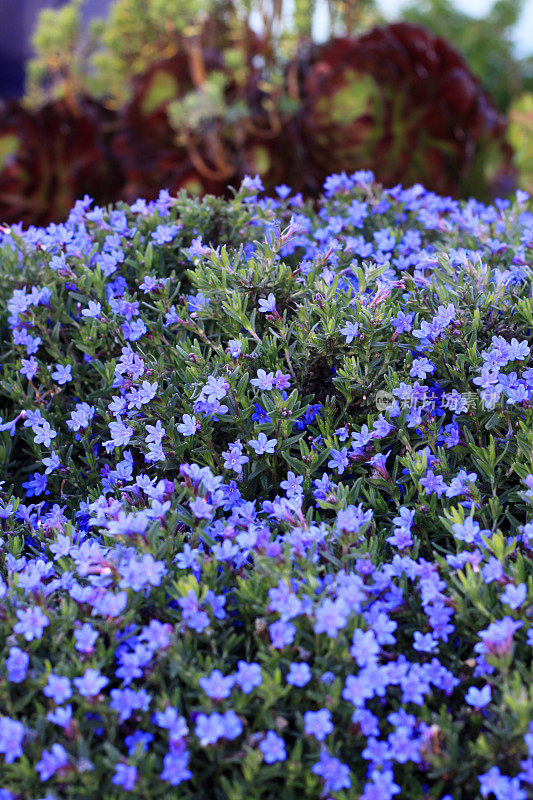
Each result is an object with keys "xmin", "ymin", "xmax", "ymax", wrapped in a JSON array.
[{"xmin": 1, "ymin": 172, "xmax": 533, "ymax": 798}]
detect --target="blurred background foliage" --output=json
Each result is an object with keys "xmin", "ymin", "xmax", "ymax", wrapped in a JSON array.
[
  {"xmin": 0, "ymin": 0, "xmax": 532, "ymax": 225},
  {"xmin": 403, "ymin": 0, "xmax": 533, "ymax": 112}
]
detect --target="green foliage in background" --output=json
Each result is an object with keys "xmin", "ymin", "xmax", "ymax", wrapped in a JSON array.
[
  {"xmin": 25, "ymin": 0, "xmax": 379, "ymax": 108},
  {"xmin": 403, "ymin": 0, "xmax": 533, "ymax": 112}
]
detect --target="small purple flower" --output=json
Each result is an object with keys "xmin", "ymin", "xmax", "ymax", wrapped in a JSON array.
[
  {"xmin": 152, "ymin": 224, "xmax": 179, "ymax": 245},
  {"xmin": 227, "ymin": 339, "xmax": 243, "ymax": 358},
  {"xmin": 465, "ymin": 684, "xmax": 492, "ymax": 708},
  {"xmin": 6, "ymin": 647, "xmax": 29, "ymax": 683},
  {"xmin": 222, "ymin": 709, "xmax": 243, "ymax": 740},
  {"xmin": 43, "ymin": 674, "xmax": 72, "ymax": 705},
  {"xmin": 314, "ymin": 598, "xmax": 348, "ymax": 638},
  {"xmin": 47, "ymin": 704, "xmax": 73, "ymax": 729},
  {"xmin": 51, "ymin": 363, "xmax": 73, "ymax": 385},
  {"xmin": 269, "ymin": 620, "xmax": 297, "ymax": 648},
  {"xmin": 33, "ymin": 421, "xmax": 57, "ymax": 448},
  {"xmin": 0, "ymin": 717, "xmax": 24, "ymax": 763},
  {"xmin": 74, "ymin": 623, "xmax": 98, "ymax": 654},
  {"xmin": 73, "ymin": 668, "xmax": 109, "ymax": 697},
  {"xmin": 248, "ymin": 432, "xmax": 277, "ymax": 455},
  {"xmin": 35, "ymin": 743, "xmax": 68, "ymax": 781},
  {"xmin": 501, "ymin": 583, "xmax": 527, "ymax": 609},
  {"xmin": 112, "ymin": 763, "xmax": 137, "ymax": 790},
  {"xmin": 312, "ymin": 751, "xmax": 351, "ymax": 792},
  {"xmin": 14, "ymin": 607, "xmax": 49, "ymax": 641},
  {"xmin": 286, "ymin": 662, "xmax": 311, "ymax": 687},
  {"xmin": 82, "ymin": 300, "xmax": 102, "ymax": 318},
  {"xmin": 250, "ymin": 369, "xmax": 275, "ymax": 391},
  {"xmin": 20, "ymin": 357, "xmax": 39, "ymax": 380},
  {"xmin": 259, "ymin": 731, "xmax": 286, "ymax": 763},
  {"xmin": 340, "ymin": 320, "xmax": 359, "ymax": 343},
  {"xmin": 258, "ymin": 293, "xmax": 276, "ymax": 313},
  {"xmin": 195, "ymin": 712, "xmax": 226, "ymax": 746},
  {"xmin": 235, "ymin": 661, "xmax": 263, "ymax": 694},
  {"xmin": 199, "ymin": 669, "xmax": 234, "ymax": 700},
  {"xmin": 303, "ymin": 708, "xmax": 334, "ymax": 741},
  {"xmin": 160, "ymin": 751, "xmax": 192, "ymax": 785},
  {"xmin": 328, "ymin": 447, "xmax": 349, "ymax": 475},
  {"xmin": 177, "ymin": 414, "xmax": 199, "ymax": 436}
]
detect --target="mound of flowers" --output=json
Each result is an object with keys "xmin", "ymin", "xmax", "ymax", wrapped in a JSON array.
[{"xmin": 0, "ymin": 172, "xmax": 533, "ymax": 799}]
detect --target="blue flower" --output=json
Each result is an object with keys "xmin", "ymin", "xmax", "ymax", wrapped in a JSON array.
[
  {"xmin": 258, "ymin": 293, "xmax": 277, "ymax": 313},
  {"xmin": 43, "ymin": 674, "xmax": 72, "ymax": 705},
  {"xmin": 303, "ymin": 708, "xmax": 333, "ymax": 741},
  {"xmin": 248, "ymin": 432, "xmax": 277, "ymax": 455},
  {"xmin": 51, "ymin": 363, "xmax": 73, "ymax": 385},
  {"xmin": 259, "ymin": 731, "xmax": 286, "ymax": 763},
  {"xmin": 465, "ymin": 684, "xmax": 492, "ymax": 708},
  {"xmin": 312, "ymin": 751, "xmax": 351, "ymax": 792},
  {"xmin": 286, "ymin": 662, "xmax": 311, "ymax": 687}
]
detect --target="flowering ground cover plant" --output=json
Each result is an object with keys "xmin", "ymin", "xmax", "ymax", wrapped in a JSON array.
[{"xmin": 0, "ymin": 172, "xmax": 533, "ymax": 799}]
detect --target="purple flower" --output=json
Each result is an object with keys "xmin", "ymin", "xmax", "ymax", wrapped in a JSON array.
[
  {"xmin": 51, "ymin": 363, "xmax": 73, "ymax": 385},
  {"xmin": 73, "ymin": 668, "xmax": 109, "ymax": 697},
  {"xmin": 361, "ymin": 768, "xmax": 400, "ymax": 800},
  {"xmin": 465, "ymin": 684, "xmax": 492, "ymax": 708},
  {"xmin": 242, "ymin": 174, "xmax": 264, "ymax": 193},
  {"xmin": 152, "ymin": 224, "xmax": 179, "ymax": 244},
  {"xmin": 177, "ymin": 414, "xmax": 199, "ymax": 436},
  {"xmin": 74, "ymin": 623, "xmax": 98, "ymax": 653},
  {"xmin": 36, "ymin": 743, "xmax": 68, "ymax": 781},
  {"xmin": 0, "ymin": 717, "xmax": 24, "ymax": 763},
  {"xmin": 501, "ymin": 583, "xmax": 527, "ymax": 609},
  {"xmin": 195, "ymin": 712, "xmax": 226, "ymax": 745},
  {"xmin": 303, "ymin": 708, "xmax": 334, "ymax": 741},
  {"xmin": 112, "ymin": 763, "xmax": 137, "ymax": 790},
  {"xmin": 43, "ymin": 674, "xmax": 72, "ymax": 704},
  {"xmin": 20, "ymin": 357, "xmax": 39, "ymax": 380},
  {"xmin": 340, "ymin": 320, "xmax": 359, "ymax": 343},
  {"xmin": 227, "ymin": 339, "xmax": 243, "ymax": 358},
  {"xmin": 259, "ymin": 731, "xmax": 286, "ymax": 763},
  {"xmin": 199, "ymin": 669, "xmax": 235, "ymax": 700},
  {"xmin": 314, "ymin": 598, "xmax": 348, "ymax": 638},
  {"xmin": 66, "ymin": 403, "xmax": 94, "ymax": 432},
  {"xmin": 286, "ymin": 662, "xmax": 312, "ymax": 687},
  {"xmin": 350, "ymin": 629, "xmax": 379, "ymax": 666},
  {"xmin": 184, "ymin": 235, "xmax": 211, "ymax": 259},
  {"xmin": 201, "ymin": 376, "xmax": 229, "ymax": 402},
  {"xmin": 328, "ymin": 447, "xmax": 349, "ymax": 474},
  {"xmin": 106, "ymin": 421, "xmax": 134, "ymax": 449},
  {"xmin": 248, "ymin": 432, "xmax": 277, "ymax": 455},
  {"xmin": 160, "ymin": 751, "xmax": 192, "ymax": 785},
  {"xmin": 125, "ymin": 731, "xmax": 153, "ymax": 756},
  {"xmin": 221, "ymin": 441, "xmax": 249, "ymax": 475},
  {"xmin": 251, "ymin": 404, "xmax": 272, "ymax": 424},
  {"xmin": 410, "ymin": 357, "xmax": 435, "ymax": 378},
  {"xmin": 33, "ymin": 421, "xmax": 57, "ymax": 447},
  {"xmin": 42, "ymin": 452, "xmax": 61, "ymax": 475},
  {"xmin": 250, "ymin": 369, "xmax": 275, "ymax": 391},
  {"xmin": 6, "ymin": 647, "xmax": 29, "ymax": 683},
  {"xmin": 312, "ymin": 751, "xmax": 351, "ymax": 792},
  {"xmin": 235, "ymin": 661, "xmax": 263, "ymax": 694},
  {"xmin": 269, "ymin": 620, "xmax": 296, "ymax": 648},
  {"xmin": 258, "ymin": 293, "xmax": 276, "ymax": 313},
  {"xmin": 46, "ymin": 704, "xmax": 73, "ymax": 730},
  {"xmin": 82, "ymin": 300, "xmax": 102, "ymax": 318},
  {"xmin": 452, "ymin": 517, "xmax": 481, "ymax": 544},
  {"xmin": 14, "ymin": 607, "xmax": 49, "ymax": 641},
  {"xmin": 477, "ymin": 617, "xmax": 523, "ymax": 659},
  {"xmin": 222, "ymin": 710, "xmax": 243, "ymax": 740}
]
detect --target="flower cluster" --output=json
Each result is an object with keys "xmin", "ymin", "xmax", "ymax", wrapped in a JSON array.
[{"xmin": 0, "ymin": 173, "xmax": 533, "ymax": 799}]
